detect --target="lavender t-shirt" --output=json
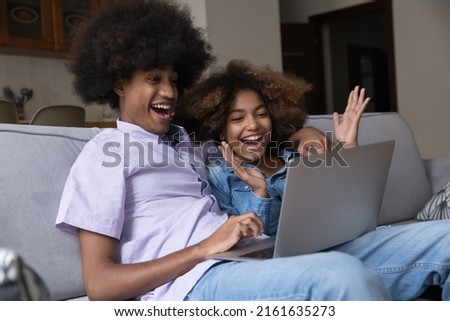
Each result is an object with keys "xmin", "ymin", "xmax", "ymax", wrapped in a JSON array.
[{"xmin": 55, "ymin": 120, "xmax": 227, "ymax": 300}]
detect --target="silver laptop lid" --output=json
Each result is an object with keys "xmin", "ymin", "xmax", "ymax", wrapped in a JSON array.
[{"xmin": 274, "ymin": 140, "xmax": 395, "ymax": 258}]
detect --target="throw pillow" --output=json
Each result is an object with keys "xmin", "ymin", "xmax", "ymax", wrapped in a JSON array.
[{"xmin": 416, "ymin": 182, "xmax": 450, "ymax": 221}]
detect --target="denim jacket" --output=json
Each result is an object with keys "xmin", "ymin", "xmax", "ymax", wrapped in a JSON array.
[{"xmin": 206, "ymin": 149, "xmax": 298, "ymax": 236}]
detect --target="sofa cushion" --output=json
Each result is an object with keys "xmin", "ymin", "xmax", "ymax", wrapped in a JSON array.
[
  {"xmin": 305, "ymin": 112, "xmax": 432, "ymax": 225},
  {"xmin": 0, "ymin": 124, "xmax": 100, "ymax": 300}
]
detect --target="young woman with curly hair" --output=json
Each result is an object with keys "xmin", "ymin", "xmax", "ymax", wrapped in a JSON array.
[
  {"xmin": 177, "ymin": 59, "xmax": 312, "ymax": 145},
  {"xmin": 177, "ymin": 59, "xmax": 370, "ymax": 235}
]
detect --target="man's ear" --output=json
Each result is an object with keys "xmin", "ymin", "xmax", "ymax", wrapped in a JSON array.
[{"xmin": 113, "ymin": 80, "xmax": 124, "ymax": 96}]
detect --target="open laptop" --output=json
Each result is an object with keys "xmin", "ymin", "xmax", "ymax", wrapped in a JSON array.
[{"xmin": 208, "ymin": 140, "xmax": 395, "ymax": 261}]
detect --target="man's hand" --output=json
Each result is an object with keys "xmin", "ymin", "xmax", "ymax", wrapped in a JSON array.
[
  {"xmin": 199, "ymin": 212, "xmax": 264, "ymax": 256},
  {"xmin": 288, "ymin": 126, "xmax": 329, "ymax": 155}
]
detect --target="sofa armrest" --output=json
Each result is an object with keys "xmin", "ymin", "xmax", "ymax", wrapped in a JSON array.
[{"xmin": 423, "ymin": 158, "xmax": 450, "ymax": 194}]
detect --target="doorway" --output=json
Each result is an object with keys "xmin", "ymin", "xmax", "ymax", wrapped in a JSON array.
[{"xmin": 281, "ymin": 0, "xmax": 397, "ymax": 114}]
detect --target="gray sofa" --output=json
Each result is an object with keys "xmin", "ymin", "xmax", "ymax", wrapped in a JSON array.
[{"xmin": 1, "ymin": 112, "xmax": 449, "ymax": 300}]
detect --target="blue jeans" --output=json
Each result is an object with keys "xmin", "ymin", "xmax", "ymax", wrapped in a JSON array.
[
  {"xmin": 187, "ymin": 251, "xmax": 390, "ymax": 300},
  {"xmin": 333, "ymin": 220, "xmax": 450, "ymax": 300},
  {"xmin": 187, "ymin": 220, "xmax": 450, "ymax": 300}
]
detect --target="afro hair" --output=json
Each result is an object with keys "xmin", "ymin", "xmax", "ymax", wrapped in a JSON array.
[
  {"xmin": 176, "ymin": 59, "xmax": 312, "ymax": 144},
  {"xmin": 68, "ymin": 0, "xmax": 215, "ymax": 110}
]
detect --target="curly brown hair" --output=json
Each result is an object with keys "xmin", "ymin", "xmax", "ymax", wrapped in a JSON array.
[
  {"xmin": 176, "ymin": 59, "xmax": 312, "ymax": 144},
  {"xmin": 68, "ymin": 0, "xmax": 215, "ymax": 110}
]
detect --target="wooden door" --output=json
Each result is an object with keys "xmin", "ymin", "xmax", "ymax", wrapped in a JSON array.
[
  {"xmin": 281, "ymin": 23, "xmax": 326, "ymax": 115},
  {"xmin": 281, "ymin": 0, "xmax": 397, "ymax": 114}
]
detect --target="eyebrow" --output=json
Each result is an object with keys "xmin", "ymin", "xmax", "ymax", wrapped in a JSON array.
[{"xmin": 228, "ymin": 104, "xmax": 267, "ymax": 115}]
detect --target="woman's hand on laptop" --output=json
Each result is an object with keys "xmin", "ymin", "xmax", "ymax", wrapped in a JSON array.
[{"xmin": 197, "ymin": 212, "xmax": 264, "ymax": 256}]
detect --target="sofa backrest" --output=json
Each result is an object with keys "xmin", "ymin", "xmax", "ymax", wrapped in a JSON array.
[
  {"xmin": 0, "ymin": 112, "xmax": 432, "ymax": 299},
  {"xmin": 305, "ymin": 112, "xmax": 432, "ymax": 225},
  {"xmin": 0, "ymin": 124, "xmax": 100, "ymax": 300}
]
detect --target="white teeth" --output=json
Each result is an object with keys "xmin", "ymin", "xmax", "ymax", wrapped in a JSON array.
[
  {"xmin": 242, "ymin": 135, "xmax": 262, "ymax": 142},
  {"xmin": 152, "ymin": 104, "xmax": 171, "ymax": 109}
]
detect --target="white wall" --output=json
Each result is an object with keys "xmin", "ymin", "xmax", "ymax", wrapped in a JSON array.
[
  {"xmin": 392, "ymin": 0, "xmax": 450, "ymax": 159},
  {"xmin": 180, "ymin": 0, "xmax": 283, "ymax": 70},
  {"xmin": 0, "ymin": 53, "xmax": 105, "ymax": 121},
  {"xmin": 205, "ymin": 0, "xmax": 282, "ymax": 70}
]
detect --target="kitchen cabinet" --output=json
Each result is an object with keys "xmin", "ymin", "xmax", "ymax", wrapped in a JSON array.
[{"xmin": 0, "ymin": 0, "xmax": 109, "ymax": 54}]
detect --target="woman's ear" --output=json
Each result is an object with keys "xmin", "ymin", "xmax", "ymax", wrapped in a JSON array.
[{"xmin": 113, "ymin": 80, "xmax": 124, "ymax": 96}]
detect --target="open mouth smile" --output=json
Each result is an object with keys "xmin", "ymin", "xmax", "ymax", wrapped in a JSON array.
[
  {"xmin": 151, "ymin": 103, "xmax": 173, "ymax": 120},
  {"xmin": 240, "ymin": 135, "xmax": 265, "ymax": 149}
]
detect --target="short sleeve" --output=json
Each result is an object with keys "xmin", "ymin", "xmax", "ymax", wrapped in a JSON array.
[{"xmin": 55, "ymin": 137, "xmax": 126, "ymax": 239}]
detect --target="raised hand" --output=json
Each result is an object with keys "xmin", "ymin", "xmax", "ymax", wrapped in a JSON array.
[
  {"xmin": 333, "ymin": 86, "xmax": 370, "ymax": 149},
  {"xmin": 220, "ymin": 141, "xmax": 268, "ymax": 197}
]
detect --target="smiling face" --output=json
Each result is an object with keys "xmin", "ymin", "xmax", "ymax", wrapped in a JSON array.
[
  {"xmin": 222, "ymin": 89, "xmax": 272, "ymax": 164},
  {"xmin": 115, "ymin": 66, "xmax": 178, "ymax": 135}
]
